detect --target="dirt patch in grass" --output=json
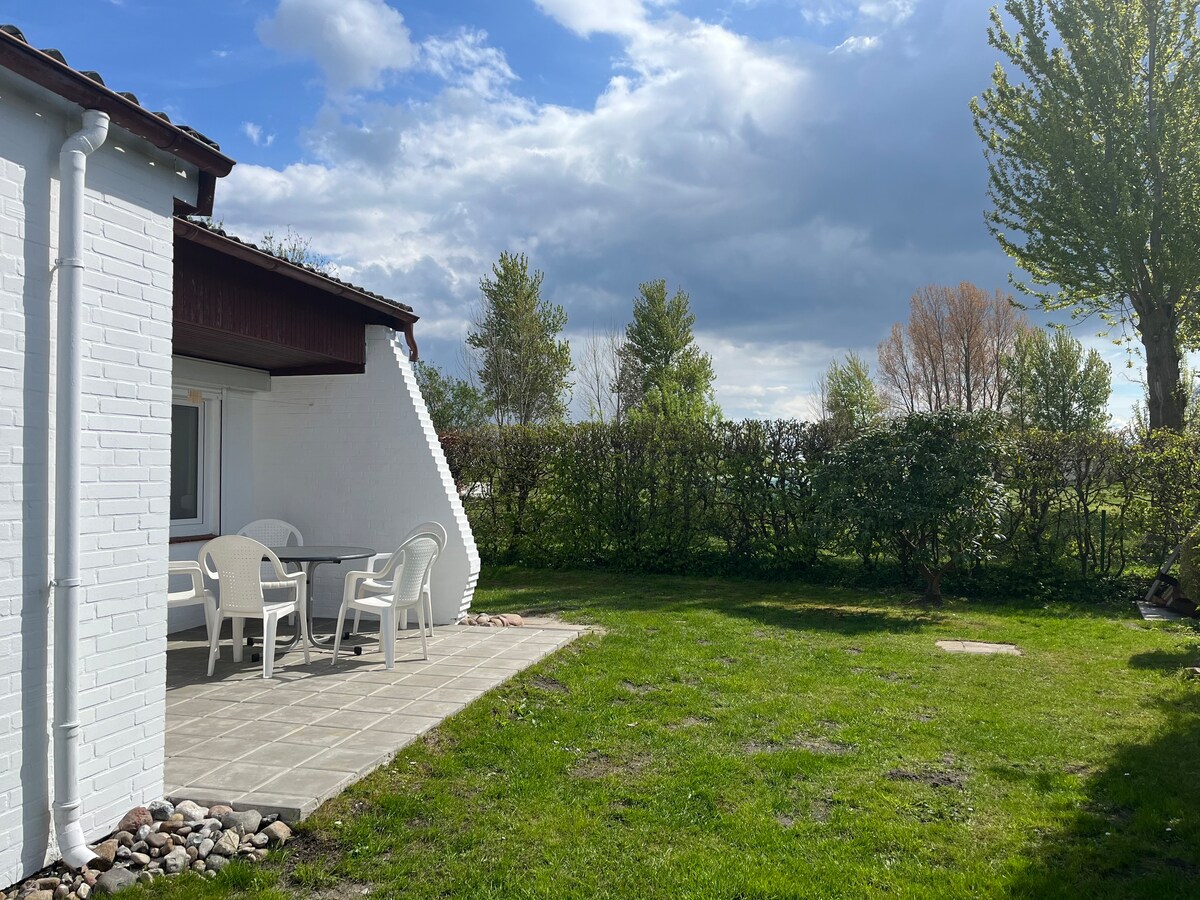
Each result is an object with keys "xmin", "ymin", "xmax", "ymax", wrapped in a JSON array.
[
  {"xmin": 1064, "ymin": 763, "xmax": 1094, "ymax": 777},
  {"xmin": 621, "ymin": 680, "xmax": 656, "ymax": 695},
  {"xmin": 744, "ymin": 735, "xmax": 853, "ymax": 756},
  {"xmin": 792, "ymin": 736, "xmax": 853, "ymax": 756},
  {"xmin": 885, "ymin": 768, "xmax": 967, "ymax": 789},
  {"xmin": 667, "ymin": 715, "xmax": 713, "ymax": 730},
  {"xmin": 570, "ymin": 751, "xmax": 653, "ymax": 780},
  {"xmin": 307, "ymin": 883, "xmax": 375, "ymax": 900},
  {"xmin": 845, "ymin": 647, "xmax": 864, "ymax": 655},
  {"xmin": 810, "ymin": 796, "xmax": 833, "ymax": 822},
  {"xmin": 532, "ymin": 675, "xmax": 569, "ymax": 693},
  {"xmin": 422, "ymin": 730, "xmax": 457, "ymax": 754},
  {"xmin": 718, "ymin": 656, "xmax": 738, "ymax": 666}
]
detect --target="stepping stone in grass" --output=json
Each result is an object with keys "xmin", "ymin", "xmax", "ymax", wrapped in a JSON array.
[{"xmin": 935, "ymin": 640, "xmax": 1022, "ymax": 656}]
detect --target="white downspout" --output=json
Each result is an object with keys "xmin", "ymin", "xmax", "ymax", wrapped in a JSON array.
[{"xmin": 53, "ymin": 109, "xmax": 109, "ymax": 870}]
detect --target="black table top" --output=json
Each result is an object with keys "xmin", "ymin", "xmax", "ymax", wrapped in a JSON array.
[{"xmin": 269, "ymin": 545, "xmax": 374, "ymax": 563}]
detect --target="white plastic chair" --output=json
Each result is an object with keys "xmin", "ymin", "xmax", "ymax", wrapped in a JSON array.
[
  {"xmin": 331, "ymin": 532, "xmax": 440, "ymax": 669},
  {"xmin": 352, "ymin": 522, "xmax": 447, "ymax": 638},
  {"xmin": 200, "ymin": 535, "xmax": 309, "ymax": 679},
  {"xmin": 168, "ymin": 560, "xmax": 218, "ymax": 645}
]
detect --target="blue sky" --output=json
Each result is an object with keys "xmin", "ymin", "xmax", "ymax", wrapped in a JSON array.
[{"xmin": 4, "ymin": 0, "xmax": 1148, "ymax": 419}]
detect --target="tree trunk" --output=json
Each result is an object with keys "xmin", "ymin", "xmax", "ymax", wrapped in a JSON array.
[
  {"xmin": 1139, "ymin": 303, "xmax": 1186, "ymax": 432},
  {"xmin": 921, "ymin": 565, "xmax": 944, "ymax": 605}
]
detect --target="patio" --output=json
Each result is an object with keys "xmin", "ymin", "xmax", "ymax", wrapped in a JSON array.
[{"xmin": 163, "ymin": 618, "xmax": 587, "ymax": 821}]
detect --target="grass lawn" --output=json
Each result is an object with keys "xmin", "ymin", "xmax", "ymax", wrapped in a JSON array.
[{"xmin": 143, "ymin": 568, "xmax": 1200, "ymax": 899}]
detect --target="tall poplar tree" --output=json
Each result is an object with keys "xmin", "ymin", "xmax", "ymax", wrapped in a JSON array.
[
  {"xmin": 619, "ymin": 279, "xmax": 719, "ymax": 422},
  {"xmin": 972, "ymin": 0, "xmax": 1200, "ymax": 431},
  {"xmin": 467, "ymin": 252, "xmax": 572, "ymax": 426}
]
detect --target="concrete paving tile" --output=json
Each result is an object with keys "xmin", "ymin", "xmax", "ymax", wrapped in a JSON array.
[
  {"xmin": 427, "ymin": 688, "xmax": 488, "ymax": 704},
  {"xmin": 165, "ymin": 756, "xmax": 221, "ymax": 787},
  {"xmin": 295, "ymin": 691, "xmax": 370, "ymax": 711},
  {"xmin": 256, "ymin": 768, "xmax": 352, "ymax": 798},
  {"xmin": 188, "ymin": 760, "xmax": 282, "ymax": 794},
  {"xmin": 311, "ymin": 709, "xmax": 387, "ymax": 731},
  {"xmin": 167, "ymin": 735, "xmax": 252, "ymax": 762},
  {"xmin": 469, "ymin": 666, "xmax": 519, "ymax": 681},
  {"xmin": 252, "ymin": 710, "xmax": 328, "ymax": 729},
  {"xmin": 346, "ymin": 695, "xmax": 415, "ymax": 715},
  {"xmin": 371, "ymin": 683, "xmax": 432, "ymax": 701},
  {"xmin": 302, "ymin": 747, "xmax": 393, "ymax": 777},
  {"xmin": 272, "ymin": 724, "xmax": 358, "ymax": 748},
  {"xmin": 169, "ymin": 698, "xmax": 242, "ymax": 719},
  {"xmin": 167, "ymin": 716, "xmax": 247, "ymax": 738},
  {"xmin": 370, "ymin": 714, "xmax": 440, "ymax": 735},
  {"xmin": 240, "ymin": 741, "xmax": 325, "ymax": 769},
  {"xmin": 217, "ymin": 701, "xmax": 283, "ymax": 721},
  {"xmin": 448, "ymin": 676, "xmax": 506, "ymax": 691},
  {"xmin": 403, "ymin": 699, "xmax": 467, "ymax": 718},
  {"xmin": 402, "ymin": 673, "xmax": 459, "ymax": 688}
]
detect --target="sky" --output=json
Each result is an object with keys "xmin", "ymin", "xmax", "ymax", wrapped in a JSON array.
[{"xmin": 4, "ymin": 0, "xmax": 1151, "ymax": 420}]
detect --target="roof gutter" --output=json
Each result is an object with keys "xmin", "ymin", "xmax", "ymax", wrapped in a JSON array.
[
  {"xmin": 52, "ymin": 108, "xmax": 109, "ymax": 871},
  {"xmin": 0, "ymin": 27, "xmax": 233, "ymax": 213}
]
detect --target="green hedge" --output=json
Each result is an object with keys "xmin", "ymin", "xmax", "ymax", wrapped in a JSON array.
[{"xmin": 442, "ymin": 414, "xmax": 1200, "ymax": 596}]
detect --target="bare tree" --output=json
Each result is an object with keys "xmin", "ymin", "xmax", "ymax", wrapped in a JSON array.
[
  {"xmin": 577, "ymin": 326, "xmax": 628, "ymax": 423},
  {"xmin": 877, "ymin": 282, "xmax": 1027, "ymax": 414}
]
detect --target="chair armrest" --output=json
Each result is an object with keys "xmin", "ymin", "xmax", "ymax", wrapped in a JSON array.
[{"xmin": 168, "ymin": 560, "xmax": 206, "ymax": 596}]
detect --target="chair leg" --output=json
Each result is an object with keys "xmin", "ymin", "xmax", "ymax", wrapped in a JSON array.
[
  {"xmin": 263, "ymin": 612, "xmax": 279, "ymax": 679},
  {"xmin": 381, "ymin": 608, "xmax": 396, "ymax": 670},
  {"xmin": 352, "ymin": 610, "xmax": 361, "ymax": 635},
  {"xmin": 417, "ymin": 602, "xmax": 429, "ymax": 660},
  {"xmin": 331, "ymin": 602, "xmax": 349, "ymax": 666},
  {"xmin": 298, "ymin": 587, "xmax": 311, "ymax": 666},
  {"xmin": 207, "ymin": 612, "xmax": 223, "ymax": 677},
  {"xmin": 232, "ymin": 617, "xmax": 244, "ymax": 662},
  {"xmin": 424, "ymin": 593, "xmax": 434, "ymax": 637}
]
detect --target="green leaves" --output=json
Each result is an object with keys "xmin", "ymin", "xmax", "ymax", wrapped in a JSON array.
[
  {"xmin": 467, "ymin": 252, "xmax": 573, "ymax": 427},
  {"xmin": 620, "ymin": 279, "xmax": 720, "ymax": 424},
  {"xmin": 973, "ymin": 0, "xmax": 1200, "ymax": 429}
]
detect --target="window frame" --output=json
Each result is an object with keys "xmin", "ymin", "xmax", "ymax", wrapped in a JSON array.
[{"xmin": 170, "ymin": 387, "xmax": 221, "ymax": 539}]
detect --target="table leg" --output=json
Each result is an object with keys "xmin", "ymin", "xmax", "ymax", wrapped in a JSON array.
[{"xmin": 303, "ymin": 560, "xmax": 340, "ymax": 648}]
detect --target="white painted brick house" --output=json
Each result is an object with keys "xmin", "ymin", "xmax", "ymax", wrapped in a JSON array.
[{"xmin": 0, "ymin": 25, "xmax": 478, "ymax": 887}]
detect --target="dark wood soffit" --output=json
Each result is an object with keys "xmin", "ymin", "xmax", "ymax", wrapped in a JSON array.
[
  {"xmin": 173, "ymin": 218, "xmax": 418, "ymax": 329},
  {"xmin": 174, "ymin": 241, "xmax": 368, "ymax": 375}
]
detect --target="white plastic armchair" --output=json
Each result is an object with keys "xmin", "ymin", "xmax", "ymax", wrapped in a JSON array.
[
  {"xmin": 200, "ymin": 535, "xmax": 309, "ymax": 679},
  {"xmin": 351, "ymin": 521, "xmax": 447, "ymax": 638},
  {"xmin": 332, "ymin": 532, "xmax": 440, "ymax": 669},
  {"xmin": 167, "ymin": 560, "xmax": 218, "ymax": 646}
]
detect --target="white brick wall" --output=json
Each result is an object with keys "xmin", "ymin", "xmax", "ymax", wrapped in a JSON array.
[
  {"xmin": 250, "ymin": 328, "xmax": 480, "ymax": 624},
  {"xmin": 0, "ymin": 76, "xmax": 192, "ymax": 886}
]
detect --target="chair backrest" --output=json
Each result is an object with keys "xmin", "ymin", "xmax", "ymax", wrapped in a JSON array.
[
  {"xmin": 402, "ymin": 520, "xmax": 447, "ymax": 552},
  {"xmin": 391, "ymin": 534, "xmax": 440, "ymax": 606},
  {"xmin": 239, "ymin": 519, "xmax": 303, "ymax": 580},
  {"xmin": 238, "ymin": 518, "xmax": 303, "ymax": 547},
  {"xmin": 200, "ymin": 535, "xmax": 281, "ymax": 616}
]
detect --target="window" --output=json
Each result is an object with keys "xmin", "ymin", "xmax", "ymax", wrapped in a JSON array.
[{"xmin": 170, "ymin": 389, "xmax": 220, "ymax": 538}]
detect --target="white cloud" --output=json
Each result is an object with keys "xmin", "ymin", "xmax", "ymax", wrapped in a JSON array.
[
  {"xmin": 257, "ymin": 0, "xmax": 416, "ymax": 92},
  {"xmin": 534, "ymin": 0, "xmax": 654, "ymax": 38},
  {"xmin": 241, "ymin": 122, "xmax": 276, "ymax": 147},
  {"xmin": 834, "ymin": 34, "xmax": 880, "ymax": 53},
  {"xmin": 858, "ymin": 1, "xmax": 917, "ymax": 26}
]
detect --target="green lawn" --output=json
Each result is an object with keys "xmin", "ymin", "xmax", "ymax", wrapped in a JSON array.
[{"xmin": 145, "ymin": 568, "xmax": 1200, "ymax": 898}]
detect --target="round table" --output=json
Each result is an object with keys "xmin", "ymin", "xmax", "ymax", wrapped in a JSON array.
[{"xmin": 269, "ymin": 545, "xmax": 374, "ymax": 649}]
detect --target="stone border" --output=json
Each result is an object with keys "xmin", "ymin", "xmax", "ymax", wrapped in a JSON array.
[{"xmin": 2, "ymin": 800, "xmax": 289, "ymax": 898}]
